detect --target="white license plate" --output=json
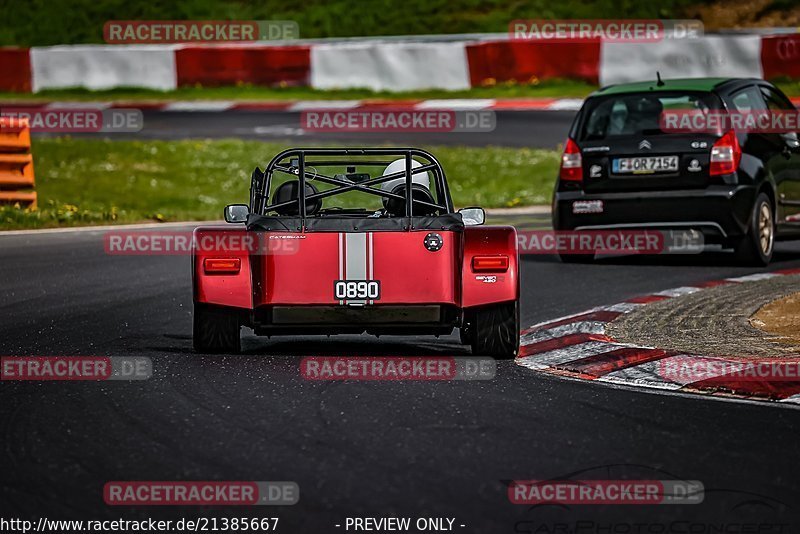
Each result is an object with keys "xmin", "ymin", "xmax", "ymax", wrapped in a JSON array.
[
  {"xmin": 334, "ymin": 280, "xmax": 380, "ymax": 300},
  {"xmin": 613, "ymin": 156, "xmax": 678, "ymax": 174}
]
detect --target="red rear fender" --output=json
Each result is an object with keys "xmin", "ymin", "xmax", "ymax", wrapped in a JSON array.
[{"xmin": 461, "ymin": 225, "xmax": 519, "ymax": 308}]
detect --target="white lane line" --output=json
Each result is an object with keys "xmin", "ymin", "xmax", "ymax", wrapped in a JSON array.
[
  {"xmin": 598, "ymin": 354, "xmax": 747, "ymax": 391},
  {"xmin": 517, "ymin": 341, "xmax": 623, "ymax": 371},
  {"xmin": 45, "ymin": 101, "xmax": 112, "ymax": 109},
  {"xmin": 546, "ymin": 98, "xmax": 584, "ymax": 110},
  {"xmin": 289, "ymin": 100, "xmax": 362, "ymax": 111},
  {"xmin": 520, "ymin": 321, "xmax": 608, "ymax": 346},
  {"xmin": 416, "ymin": 99, "xmax": 495, "ymax": 110},
  {"xmin": 725, "ymin": 273, "xmax": 780, "ymax": 282},
  {"xmin": 163, "ymin": 101, "xmax": 236, "ymax": 112},
  {"xmin": 245, "ymin": 125, "xmax": 306, "ymax": 136}
]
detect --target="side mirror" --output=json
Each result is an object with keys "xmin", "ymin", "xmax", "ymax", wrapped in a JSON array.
[
  {"xmin": 224, "ymin": 204, "xmax": 249, "ymax": 224},
  {"xmin": 459, "ymin": 207, "xmax": 485, "ymax": 226}
]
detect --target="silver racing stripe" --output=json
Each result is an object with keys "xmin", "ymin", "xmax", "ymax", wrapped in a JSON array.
[
  {"xmin": 338, "ymin": 233, "xmax": 344, "ymax": 305},
  {"xmin": 340, "ymin": 233, "xmax": 373, "ymax": 305}
]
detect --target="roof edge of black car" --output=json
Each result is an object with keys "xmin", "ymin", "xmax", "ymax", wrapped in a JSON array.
[{"xmin": 590, "ymin": 77, "xmax": 767, "ymax": 98}]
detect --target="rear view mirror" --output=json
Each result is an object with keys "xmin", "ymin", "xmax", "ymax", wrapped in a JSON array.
[
  {"xmin": 224, "ymin": 204, "xmax": 249, "ymax": 223},
  {"xmin": 459, "ymin": 207, "xmax": 485, "ymax": 226}
]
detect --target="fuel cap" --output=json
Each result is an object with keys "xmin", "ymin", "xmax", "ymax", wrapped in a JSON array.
[{"xmin": 424, "ymin": 232, "xmax": 443, "ymax": 252}]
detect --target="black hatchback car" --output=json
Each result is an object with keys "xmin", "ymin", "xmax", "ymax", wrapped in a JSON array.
[{"xmin": 552, "ymin": 77, "xmax": 800, "ymax": 265}]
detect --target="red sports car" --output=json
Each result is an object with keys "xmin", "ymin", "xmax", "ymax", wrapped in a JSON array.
[{"xmin": 192, "ymin": 148, "xmax": 520, "ymax": 358}]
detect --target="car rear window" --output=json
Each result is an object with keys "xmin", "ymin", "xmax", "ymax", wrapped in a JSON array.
[{"xmin": 578, "ymin": 91, "xmax": 722, "ymax": 141}]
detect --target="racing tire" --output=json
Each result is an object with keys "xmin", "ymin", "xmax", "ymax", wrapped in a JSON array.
[
  {"xmin": 470, "ymin": 301, "xmax": 520, "ymax": 360},
  {"xmin": 734, "ymin": 192, "xmax": 774, "ymax": 267},
  {"xmin": 558, "ymin": 253, "xmax": 595, "ymax": 264},
  {"xmin": 193, "ymin": 303, "xmax": 241, "ymax": 354}
]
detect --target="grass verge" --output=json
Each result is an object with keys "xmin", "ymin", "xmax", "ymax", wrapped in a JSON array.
[
  {"xmin": 0, "ymin": 138, "xmax": 558, "ymax": 230},
  {"xmin": 2, "ymin": 79, "xmax": 797, "ymax": 103}
]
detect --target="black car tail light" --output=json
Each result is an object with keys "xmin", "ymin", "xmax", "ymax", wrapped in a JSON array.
[
  {"xmin": 559, "ymin": 138, "xmax": 583, "ymax": 182},
  {"xmin": 709, "ymin": 130, "xmax": 741, "ymax": 176}
]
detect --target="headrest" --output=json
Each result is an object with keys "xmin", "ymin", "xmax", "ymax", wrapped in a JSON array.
[{"xmin": 272, "ymin": 180, "xmax": 322, "ymax": 216}]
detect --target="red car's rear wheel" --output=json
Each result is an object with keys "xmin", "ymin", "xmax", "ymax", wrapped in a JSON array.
[
  {"xmin": 193, "ymin": 304, "xmax": 241, "ymax": 354},
  {"xmin": 470, "ymin": 301, "xmax": 520, "ymax": 360}
]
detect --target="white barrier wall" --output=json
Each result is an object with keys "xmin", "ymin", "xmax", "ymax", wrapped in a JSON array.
[
  {"xmin": 30, "ymin": 45, "xmax": 178, "ymax": 92},
  {"xmin": 310, "ymin": 42, "xmax": 471, "ymax": 91},
  {"xmin": 600, "ymin": 36, "xmax": 763, "ymax": 86}
]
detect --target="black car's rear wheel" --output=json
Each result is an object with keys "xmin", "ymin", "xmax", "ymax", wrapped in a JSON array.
[
  {"xmin": 735, "ymin": 192, "xmax": 774, "ymax": 266},
  {"xmin": 193, "ymin": 303, "xmax": 241, "ymax": 353},
  {"xmin": 470, "ymin": 301, "xmax": 520, "ymax": 360}
]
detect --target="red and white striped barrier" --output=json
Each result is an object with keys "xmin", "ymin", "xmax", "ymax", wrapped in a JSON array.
[
  {"xmin": 517, "ymin": 268, "xmax": 800, "ymax": 404},
  {"xmin": 1, "ymin": 33, "xmax": 798, "ymax": 93}
]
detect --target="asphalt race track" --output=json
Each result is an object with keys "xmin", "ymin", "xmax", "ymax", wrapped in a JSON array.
[
  {"xmin": 52, "ymin": 109, "xmax": 577, "ymax": 148},
  {"xmin": 3, "ymin": 112, "xmax": 800, "ymax": 531}
]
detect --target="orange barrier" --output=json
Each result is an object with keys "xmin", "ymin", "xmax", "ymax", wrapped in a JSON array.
[{"xmin": 0, "ymin": 118, "xmax": 36, "ymax": 208}]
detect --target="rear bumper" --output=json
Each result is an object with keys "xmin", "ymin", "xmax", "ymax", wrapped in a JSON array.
[
  {"xmin": 251, "ymin": 304, "xmax": 461, "ymax": 336},
  {"xmin": 553, "ymin": 185, "xmax": 757, "ymax": 242}
]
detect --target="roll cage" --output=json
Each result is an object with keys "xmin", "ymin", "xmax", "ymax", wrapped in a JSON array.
[{"xmin": 249, "ymin": 148, "xmax": 455, "ymax": 223}]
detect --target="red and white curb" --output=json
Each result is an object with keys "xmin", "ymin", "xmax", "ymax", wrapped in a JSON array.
[
  {"xmin": 516, "ymin": 268, "xmax": 800, "ymax": 404},
  {"xmin": 0, "ymin": 98, "xmax": 585, "ymax": 113}
]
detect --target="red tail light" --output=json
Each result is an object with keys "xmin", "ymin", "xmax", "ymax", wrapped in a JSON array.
[
  {"xmin": 203, "ymin": 258, "xmax": 241, "ymax": 274},
  {"xmin": 709, "ymin": 130, "xmax": 741, "ymax": 176},
  {"xmin": 559, "ymin": 138, "xmax": 583, "ymax": 181},
  {"xmin": 472, "ymin": 255, "xmax": 509, "ymax": 273}
]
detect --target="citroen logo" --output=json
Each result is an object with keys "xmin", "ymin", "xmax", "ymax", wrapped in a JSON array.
[{"xmin": 638, "ymin": 140, "xmax": 652, "ymax": 150}]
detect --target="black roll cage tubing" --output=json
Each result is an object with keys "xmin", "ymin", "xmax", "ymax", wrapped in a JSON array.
[{"xmin": 250, "ymin": 148, "xmax": 455, "ymax": 226}]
